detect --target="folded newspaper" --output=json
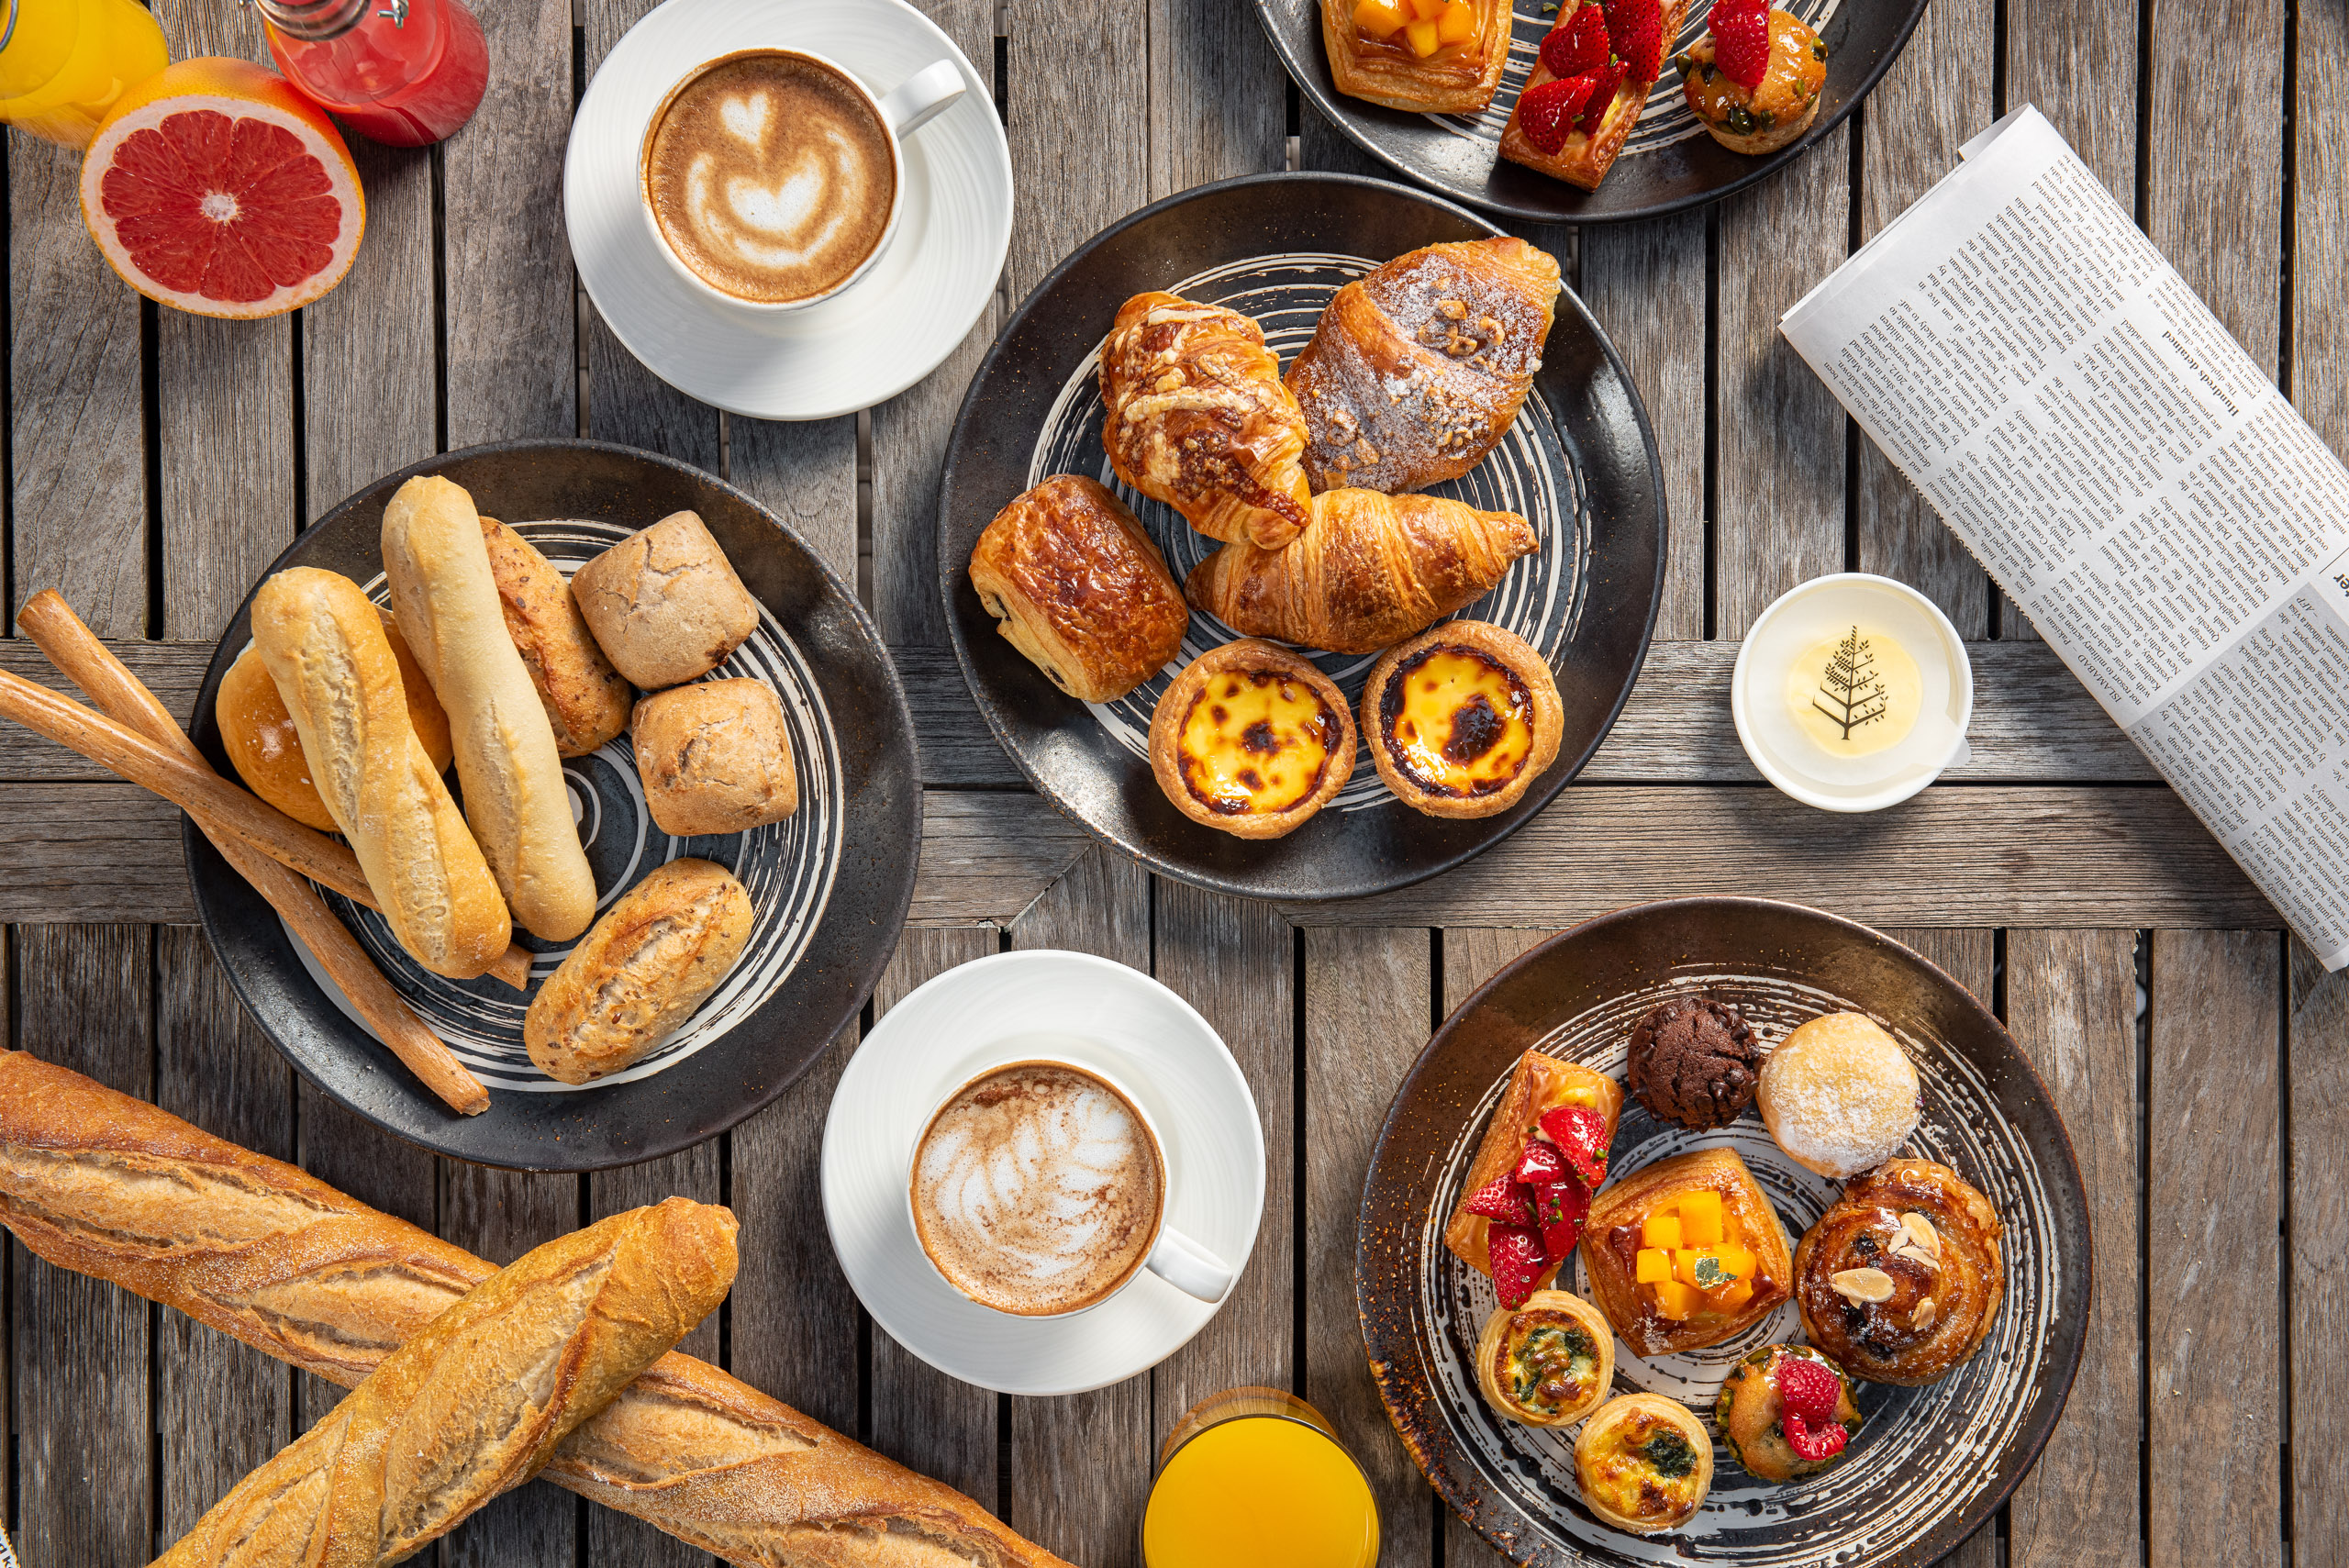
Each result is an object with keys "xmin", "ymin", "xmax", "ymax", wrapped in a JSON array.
[{"xmin": 1782, "ymin": 105, "xmax": 2349, "ymax": 968}]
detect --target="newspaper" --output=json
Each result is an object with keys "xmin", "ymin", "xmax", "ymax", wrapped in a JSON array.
[{"xmin": 1781, "ymin": 105, "xmax": 2349, "ymax": 968}]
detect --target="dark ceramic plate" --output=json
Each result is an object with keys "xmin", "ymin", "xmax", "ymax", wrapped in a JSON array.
[
  {"xmin": 186, "ymin": 439, "xmax": 920, "ymax": 1172},
  {"xmin": 940, "ymin": 172, "xmax": 1664, "ymax": 903},
  {"xmin": 1360, "ymin": 898, "xmax": 2089, "ymax": 1567},
  {"xmin": 1255, "ymin": 0, "xmax": 1929, "ymax": 223}
]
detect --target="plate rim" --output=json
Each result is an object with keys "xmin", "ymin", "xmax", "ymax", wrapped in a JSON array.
[
  {"xmin": 1355, "ymin": 894, "xmax": 2092, "ymax": 1567},
  {"xmin": 1251, "ymin": 0, "xmax": 1933, "ymax": 224},
  {"xmin": 183, "ymin": 435, "xmax": 922, "ymax": 1172},
  {"xmin": 936, "ymin": 168, "xmax": 1667, "ymax": 904}
]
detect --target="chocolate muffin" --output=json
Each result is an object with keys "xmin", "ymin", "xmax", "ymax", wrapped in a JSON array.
[{"xmin": 1627, "ymin": 997, "xmax": 1760, "ymax": 1129}]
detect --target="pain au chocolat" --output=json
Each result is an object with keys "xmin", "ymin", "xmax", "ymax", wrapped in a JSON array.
[
  {"xmin": 1147, "ymin": 639, "xmax": 1355, "ymax": 839},
  {"xmin": 1363, "ymin": 619, "xmax": 1563, "ymax": 817},
  {"xmin": 967, "ymin": 474, "xmax": 1188, "ymax": 704}
]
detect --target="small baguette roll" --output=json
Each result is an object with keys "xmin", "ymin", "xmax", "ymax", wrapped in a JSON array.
[
  {"xmin": 152, "ymin": 1197, "xmax": 739, "ymax": 1568},
  {"xmin": 384, "ymin": 476, "xmax": 598, "ymax": 942},
  {"xmin": 479, "ymin": 517, "xmax": 632, "ymax": 757},
  {"xmin": 526, "ymin": 859, "xmax": 753, "ymax": 1084},
  {"xmin": 250, "ymin": 568, "xmax": 511, "ymax": 979}
]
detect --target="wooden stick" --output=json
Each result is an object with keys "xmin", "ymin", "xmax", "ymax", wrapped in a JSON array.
[{"xmin": 10, "ymin": 593, "xmax": 491, "ymax": 1117}]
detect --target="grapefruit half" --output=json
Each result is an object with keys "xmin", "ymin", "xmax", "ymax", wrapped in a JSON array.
[{"xmin": 79, "ymin": 58, "xmax": 365, "ymax": 320}]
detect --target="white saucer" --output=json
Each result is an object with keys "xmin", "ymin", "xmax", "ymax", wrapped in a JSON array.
[
  {"xmin": 821, "ymin": 951, "xmax": 1265, "ymax": 1396},
  {"xmin": 564, "ymin": 0, "xmax": 1013, "ymax": 420}
]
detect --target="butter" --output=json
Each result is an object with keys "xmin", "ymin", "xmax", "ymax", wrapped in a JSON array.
[{"xmin": 1785, "ymin": 626, "xmax": 1921, "ymax": 758}]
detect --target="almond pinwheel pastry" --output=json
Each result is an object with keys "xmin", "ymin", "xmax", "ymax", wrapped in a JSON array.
[
  {"xmin": 1574, "ymin": 1394, "xmax": 1712, "ymax": 1534},
  {"xmin": 1795, "ymin": 1158, "xmax": 2005, "ymax": 1386},
  {"xmin": 1286, "ymin": 239, "xmax": 1562, "ymax": 494},
  {"xmin": 1580, "ymin": 1146, "xmax": 1793, "ymax": 1357},
  {"xmin": 1475, "ymin": 1289, "xmax": 1615, "ymax": 1427},
  {"xmin": 1100, "ymin": 291, "xmax": 1313, "ymax": 550}
]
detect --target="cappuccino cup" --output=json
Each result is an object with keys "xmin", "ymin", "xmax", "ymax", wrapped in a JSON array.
[
  {"xmin": 908, "ymin": 1056, "xmax": 1237, "ymax": 1318},
  {"xmin": 640, "ymin": 47, "xmax": 964, "ymax": 312}
]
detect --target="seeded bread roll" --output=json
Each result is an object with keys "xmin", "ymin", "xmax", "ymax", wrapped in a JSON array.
[
  {"xmin": 630, "ymin": 679, "xmax": 798, "ymax": 837},
  {"xmin": 572, "ymin": 511, "xmax": 761, "ymax": 688},
  {"xmin": 479, "ymin": 517, "xmax": 632, "ymax": 757},
  {"xmin": 526, "ymin": 858, "xmax": 754, "ymax": 1084}
]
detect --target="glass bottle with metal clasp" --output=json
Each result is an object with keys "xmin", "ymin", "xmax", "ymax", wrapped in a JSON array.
[{"xmin": 250, "ymin": 0, "xmax": 486, "ymax": 147}]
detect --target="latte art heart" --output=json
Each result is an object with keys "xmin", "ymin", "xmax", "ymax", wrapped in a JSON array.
[{"xmin": 645, "ymin": 52, "xmax": 896, "ymax": 305}]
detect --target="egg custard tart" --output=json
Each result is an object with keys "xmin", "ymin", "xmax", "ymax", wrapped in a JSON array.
[
  {"xmin": 1363, "ymin": 621, "xmax": 1563, "ymax": 818},
  {"xmin": 1475, "ymin": 1288, "xmax": 1615, "ymax": 1427},
  {"xmin": 1148, "ymin": 639, "xmax": 1355, "ymax": 839},
  {"xmin": 1573, "ymin": 1393, "xmax": 1713, "ymax": 1534},
  {"xmin": 1580, "ymin": 1146, "xmax": 1793, "ymax": 1358}
]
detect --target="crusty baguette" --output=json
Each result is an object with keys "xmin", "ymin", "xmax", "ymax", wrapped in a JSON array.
[
  {"xmin": 0, "ymin": 1051, "xmax": 1074, "ymax": 1568},
  {"xmin": 384, "ymin": 476, "xmax": 598, "ymax": 941},
  {"xmin": 480, "ymin": 516, "xmax": 633, "ymax": 757},
  {"xmin": 155, "ymin": 1196, "xmax": 738, "ymax": 1567},
  {"xmin": 250, "ymin": 568, "xmax": 513, "ymax": 980},
  {"xmin": 526, "ymin": 858, "xmax": 753, "ymax": 1084}
]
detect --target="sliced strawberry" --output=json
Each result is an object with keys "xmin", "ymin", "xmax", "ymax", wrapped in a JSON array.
[
  {"xmin": 1709, "ymin": 0, "xmax": 1772, "ymax": 89},
  {"xmin": 1603, "ymin": 0, "xmax": 1667, "ymax": 81},
  {"xmin": 1513, "ymin": 1137, "xmax": 1569, "ymax": 1186},
  {"xmin": 1537, "ymin": 1105, "xmax": 1612, "ymax": 1187},
  {"xmin": 1516, "ymin": 74, "xmax": 1600, "ymax": 155},
  {"xmin": 1538, "ymin": 5, "xmax": 1613, "ymax": 78},
  {"xmin": 1487, "ymin": 1222, "xmax": 1549, "ymax": 1309},
  {"xmin": 1532, "ymin": 1175, "xmax": 1590, "ymax": 1261},
  {"xmin": 1573, "ymin": 60, "xmax": 1629, "ymax": 133},
  {"xmin": 1462, "ymin": 1175, "xmax": 1535, "ymax": 1227}
]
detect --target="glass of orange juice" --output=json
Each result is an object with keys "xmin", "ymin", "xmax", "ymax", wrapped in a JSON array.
[
  {"xmin": 1143, "ymin": 1387, "xmax": 1380, "ymax": 1568},
  {"xmin": 0, "ymin": 0, "xmax": 169, "ymax": 148}
]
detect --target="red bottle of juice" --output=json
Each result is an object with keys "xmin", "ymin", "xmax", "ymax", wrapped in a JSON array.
[{"xmin": 254, "ymin": 0, "xmax": 488, "ymax": 147}]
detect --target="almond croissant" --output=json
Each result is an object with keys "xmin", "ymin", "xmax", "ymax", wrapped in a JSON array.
[
  {"xmin": 1101, "ymin": 291, "xmax": 1313, "ymax": 550},
  {"xmin": 1186, "ymin": 488, "xmax": 1538, "ymax": 656}
]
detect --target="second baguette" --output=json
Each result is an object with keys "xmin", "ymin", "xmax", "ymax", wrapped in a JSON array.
[{"xmin": 384, "ymin": 475, "xmax": 598, "ymax": 941}]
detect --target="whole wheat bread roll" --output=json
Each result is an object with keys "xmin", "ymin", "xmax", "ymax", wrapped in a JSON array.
[
  {"xmin": 384, "ymin": 476, "xmax": 598, "ymax": 941},
  {"xmin": 479, "ymin": 516, "xmax": 633, "ymax": 757},
  {"xmin": 0, "ymin": 1051, "xmax": 1074, "ymax": 1568},
  {"xmin": 572, "ymin": 510, "xmax": 761, "ymax": 688},
  {"xmin": 250, "ymin": 568, "xmax": 512, "ymax": 979},
  {"xmin": 154, "ymin": 1196, "xmax": 737, "ymax": 1567},
  {"xmin": 631, "ymin": 679, "xmax": 798, "ymax": 836}
]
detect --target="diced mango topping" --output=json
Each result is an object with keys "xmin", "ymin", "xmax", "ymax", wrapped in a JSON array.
[
  {"xmin": 1713, "ymin": 1279, "xmax": 1755, "ymax": 1313},
  {"xmin": 1642, "ymin": 1213, "xmax": 1683, "ymax": 1250},
  {"xmin": 1435, "ymin": 0, "xmax": 1478, "ymax": 44},
  {"xmin": 1716, "ymin": 1243, "xmax": 1757, "ymax": 1281},
  {"xmin": 1678, "ymin": 1190, "xmax": 1723, "ymax": 1245},
  {"xmin": 1408, "ymin": 0, "xmax": 1448, "ymax": 18},
  {"xmin": 1635, "ymin": 1247, "xmax": 1672, "ymax": 1284},
  {"xmin": 1636, "ymin": 1193, "xmax": 1762, "ymax": 1323},
  {"xmin": 1404, "ymin": 17, "xmax": 1441, "ymax": 54},
  {"xmin": 1651, "ymin": 1280, "xmax": 1698, "ymax": 1319},
  {"xmin": 1353, "ymin": 0, "xmax": 1408, "ymax": 38}
]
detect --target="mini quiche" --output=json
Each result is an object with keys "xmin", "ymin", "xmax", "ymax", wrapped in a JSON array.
[
  {"xmin": 1475, "ymin": 1288, "xmax": 1615, "ymax": 1427},
  {"xmin": 1714, "ymin": 1342, "xmax": 1862, "ymax": 1480},
  {"xmin": 1678, "ymin": 0, "xmax": 1826, "ymax": 155},
  {"xmin": 1147, "ymin": 639, "xmax": 1355, "ymax": 839},
  {"xmin": 1363, "ymin": 620, "xmax": 1563, "ymax": 818},
  {"xmin": 1580, "ymin": 1146, "xmax": 1793, "ymax": 1357},
  {"xmin": 1574, "ymin": 1393, "xmax": 1713, "ymax": 1534}
]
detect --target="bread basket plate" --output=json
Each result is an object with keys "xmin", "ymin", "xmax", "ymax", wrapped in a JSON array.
[
  {"xmin": 939, "ymin": 172, "xmax": 1664, "ymax": 903},
  {"xmin": 1359, "ymin": 897, "xmax": 2090, "ymax": 1567},
  {"xmin": 1254, "ymin": 0, "xmax": 1930, "ymax": 223},
  {"xmin": 186, "ymin": 438, "xmax": 921, "ymax": 1172}
]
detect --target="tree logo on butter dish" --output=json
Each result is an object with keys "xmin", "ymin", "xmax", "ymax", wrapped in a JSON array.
[{"xmin": 1812, "ymin": 626, "xmax": 1889, "ymax": 740}]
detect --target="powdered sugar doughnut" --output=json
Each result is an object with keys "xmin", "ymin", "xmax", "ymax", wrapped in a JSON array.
[{"xmin": 1757, "ymin": 1013, "xmax": 1920, "ymax": 1178}]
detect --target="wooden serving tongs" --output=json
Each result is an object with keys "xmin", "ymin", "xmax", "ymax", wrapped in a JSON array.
[{"xmin": 5, "ymin": 591, "xmax": 515, "ymax": 1116}]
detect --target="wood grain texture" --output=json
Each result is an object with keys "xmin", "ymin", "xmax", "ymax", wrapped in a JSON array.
[
  {"xmin": 1007, "ymin": 845, "xmax": 1151, "ymax": 1566},
  {"xmin": 1151, "ymin": 883, "xmax": 1295, "ymax": 1440},
  {"xmin": 2288, "ymin": 937, "xmax": 2348, "ymax": 1566},
  {"xmin": 1003, "ymin": 0, "xmax": 1148, "ymax": 300},
  {"xmin": 1304, "ymin": 927, "xmax": 1433, "ymax": 1568},
  {"xmin": 2005, "ymin": 0, "xmax": 2139, "ymax": 205},
  {"xmin": 2299, "ymin": 0, "xmax": 2349, "ymax": 454},
  {"xmin": 2147, "ymin": 929, "xmax": 2280, "ymax": 1568},
  {"xmin": 1283, "ymin": 786, "xmax": 2274, "ymax": 929},
  {"xmin": 2006, "ymin": 929, "xmax": 2140, "ymax": 1568},
  {"xmin": 9, "ymin": 137, "xmax": 147, "ymax": 637},
  {"xmin": 1148, "ymin": 0, "xmax": 1286, "ymax": 196},
  {"xmin": 1714, "ymin": 120, "xmax": 1851, "ymax": 637},
  {"xmin": 442, "ymin": 0, "xmax": 578, "ymax": 445},
  {"xmin": 907, "ymin": 790, "xmax": 1101, "ymax": 927},
  {"xmin": 0, "ymin": 639, "xmax": 206, "ymax": 773},
  {"xmin": 9, "ymin": 926, "xmax": 153, "ymax": 1566},
  {"xmin": 153, "ymin": 925, "xmax": 296, "ymax": 1537},
  {"xmin": 1854, "ymin": 0, "xmax": 1995, "ymax": 639},
  {"xmin": 1297, "ymin": 95, "xmax": 1394, "ymax": 182},
  {"xmin": 870, "ymin": 927, "xmax": 1001, "ymax": 1507},
  {"xmin": 731, "ymin": 417, "xmax": 860, "ymax": 583}
]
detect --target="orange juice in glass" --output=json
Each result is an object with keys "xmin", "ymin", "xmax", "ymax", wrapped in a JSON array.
[
  {"xmin": 0, "ymin": 0, "xmax": 169, "ymax": 148},
  {"xmin": 1143, "ymin": 1387, "xmax": 1380, "ymax": 1568}
]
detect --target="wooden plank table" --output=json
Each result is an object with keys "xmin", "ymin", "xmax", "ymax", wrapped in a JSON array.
[{"xmin": 0, "ymin": 0, "xmax": 2333, "ymax": 1562}]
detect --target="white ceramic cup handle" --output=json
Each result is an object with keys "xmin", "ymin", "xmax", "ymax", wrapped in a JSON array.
[
  {"xmin": 876, "ymin": 60, "xmax": 966, "ymax": 138},
  {"xmin": 1145, "ymin": 1225, "xmax": 1234, "ymax": 1303}
]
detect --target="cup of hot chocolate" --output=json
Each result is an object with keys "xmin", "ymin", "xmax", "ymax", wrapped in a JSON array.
[
  {"xmin": 908, "ymin": 1057, "xmax": 1237, "ymax": 1318},
  {"xmin": 639, "ymin": 47, "xmax": 964, "ymax": 312}
]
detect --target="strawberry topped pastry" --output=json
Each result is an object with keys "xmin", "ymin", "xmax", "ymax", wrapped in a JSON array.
[
  {"xmin": 1442, "ymin": 1051, "xmax": 1624, "ymax": 1308},
  {"xmin": 1677, "ymin": 0, "xmax": 1827, "ymax": 155},
  {"xmin": 1498, "ymin": 0, "xmax": 1693, "ymax": 193}
]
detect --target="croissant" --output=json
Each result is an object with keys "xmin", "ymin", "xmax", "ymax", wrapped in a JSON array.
[
  {"xmin": 1100, "ymin": 291, "xmax": 1313, "ymax": 550},
  {"xmin": 1186, "ymin": 488, "xmax": 1537, "ymax": 656},
  {"xmin": 1287, "ymin": 239, "xmax": 1563, "ymax": 494}
]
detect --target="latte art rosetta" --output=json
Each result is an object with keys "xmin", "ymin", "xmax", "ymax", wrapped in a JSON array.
[{"xmin": 645, "ymin": 52, "xmax": 896, "ymax": 305}]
